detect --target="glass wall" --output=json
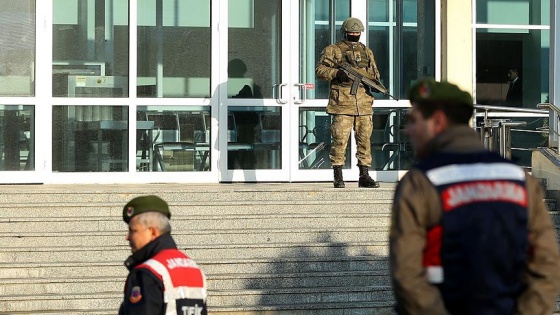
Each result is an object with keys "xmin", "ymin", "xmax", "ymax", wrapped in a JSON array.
[
  {"xmin": 368, "ymin": 0, "xmax": 433, "ymax": 170},
  {"xmin": 301, "ymin": 0, "xmax": 350, "ymax": 100},
  {"xmin": 0, "ymin": 106, "xmax": 34, "ymax": 171},
  {"xmin": 228, "ymin": 0, "xmax": 282, "ymax": 99},
  {"xmin": 0, "ymin": 1, "xmax": 35, "ymax": 96},
  {"xmin": 228, "ymin": 106, "xmax": 281, "ymax": 169},
  {"xmin": 52, "ymin": 106, "xmax": 129, "ymax": 172},
  {"xmin": 367, "ymin": 0, "xmax": 435, "ymax": 99},
  {"xmin": 52, "ymin": 0, "xmax": 129, "ymax": 97},
  {"xmin": 475, "ymin": 0, "xmax": 550, "ymax": 167},
  {"xmin": 136, "ymin": 106, "xmax": 211, "ymax": 171},
  {"xmin": 0, "ymin": 2, "xmax": 35, "ymax": 172},
  {"xmin": 137, "ymin": 0, "xmax": 211, "ymax": 98}
]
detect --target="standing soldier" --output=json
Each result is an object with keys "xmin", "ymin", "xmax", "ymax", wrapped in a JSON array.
[{"xmin": 316, "ymin": 17, "xmax": 381, "ymax": 188}]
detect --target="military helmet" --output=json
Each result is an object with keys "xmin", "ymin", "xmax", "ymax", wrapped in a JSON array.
[{"xmin": 341, "ymin": 17, "xmax": 364, "ymax": 33}]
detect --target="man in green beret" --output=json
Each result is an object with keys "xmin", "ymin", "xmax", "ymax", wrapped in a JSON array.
[
  {"xmin": 389, "ymin": 79, "xmax": 560, "ymax": 314},
  {"xmin": 119, "ymin": 195, "xmax": 208, "ymax": 315}
]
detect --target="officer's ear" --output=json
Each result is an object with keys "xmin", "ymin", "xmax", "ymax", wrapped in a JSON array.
[
  {"xmin": 431, "ymin": 109, "xmax": 449, "ymax": 134},
  {"xmin": 148, "ymin": 226, "xmax": 161, "ymax": 241}
]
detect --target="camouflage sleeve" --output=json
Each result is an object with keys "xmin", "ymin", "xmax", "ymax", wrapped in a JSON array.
[
  {"xmin": 366, "ymin": 48, "xmax": 381, "ymax": 81},
  {"xmin": 390, "ymin": 169, "xmax": 448, "ymax": 315},
  {"xmin": 315, "ymin": 45, "xmax": 340, "ymax": 81},
  {"xmin": 517, "ymin": 174, "xmax": 560, "ymax": 314}
]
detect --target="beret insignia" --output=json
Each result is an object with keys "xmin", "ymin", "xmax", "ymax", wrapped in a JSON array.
[{"xmin": 126, "ymin": 206, "xmax": 134, "ymax": 218}]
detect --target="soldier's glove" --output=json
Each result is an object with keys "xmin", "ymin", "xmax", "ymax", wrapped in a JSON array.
[{"xmin": 336, "ymin": 69, "xmax": 349, "ymax": 82}]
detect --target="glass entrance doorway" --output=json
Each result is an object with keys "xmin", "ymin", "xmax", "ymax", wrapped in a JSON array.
[{"xmin": 0, "ymin": 0, "xmax": 435, "ymax": 184}]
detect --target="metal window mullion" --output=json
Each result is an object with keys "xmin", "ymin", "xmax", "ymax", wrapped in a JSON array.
[{"xmin": 129, "ymin": 0, "xmax": 139, "ymax": 173}]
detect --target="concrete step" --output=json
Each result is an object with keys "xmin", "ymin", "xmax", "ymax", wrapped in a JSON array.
[
  {"xmin": 0, "ymin": 242, "xmax": 390, "ymax": 263},
  {"xmin": 0, "ymin": 270, "xmax": 391, "ymax": 295},
  {"xmin": 0, "ymin": 200, "xmax": 393, "ymax": 218},
  {"xmin": 0, "ymin": 256, "xmax": 389, "ymax": 279},
  {"xmin": 0, "ymin": 227, "xmax": 390, "ymax": 248},
  {"xmin": 0, "ymin": 293, "xmax": 120, "ymax": 314},
  {"xmin": 0, "ymin": 185, "xmax": 397, "ymax": 204},
  {"xmin": 0, "ymin": 214, "xmax": 392, "ymax": 233}
]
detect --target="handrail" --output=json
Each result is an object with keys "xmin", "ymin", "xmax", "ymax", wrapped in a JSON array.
[
  {"xmin": 474, "ymin": 104, "xmax": 550, "ymax": 162},
  {"xmin": 474, "ymin": 104, "xmax": 548, "ymax": 115},
  {"xmin": 536, "ymin": 102, "xmax": 560, "ymax": 115},
  {"xmin": 536, "ymin": 103, "xmax": 560, "ymax": 150}
]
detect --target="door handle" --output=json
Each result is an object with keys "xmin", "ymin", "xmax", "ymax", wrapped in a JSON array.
[
  {"xmin": 294, "ymin": 83, "xmax": 307, "ymax": 104},
  {"xmin": 273, "ymin": 83, "xmax": 287, "ymax": 104}
]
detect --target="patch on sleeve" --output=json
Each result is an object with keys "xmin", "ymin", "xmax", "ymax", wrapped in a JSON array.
[{"xmin": 129, "ymin": 285, "xmax": 142, "ymax": 303}]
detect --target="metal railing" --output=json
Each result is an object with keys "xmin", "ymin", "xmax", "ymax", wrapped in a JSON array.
[
  {"xmin": 474, "ymin": 105, "xmax": 549, "ymax": 166},
  {"xmin": 536, "ymin": 103, "xmax": 560, "ymax": 150}
]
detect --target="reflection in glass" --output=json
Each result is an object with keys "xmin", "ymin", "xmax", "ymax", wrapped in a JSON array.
[
  {"xmin": 298, "ymin": 108, "xmax": 346, "ymax": 169},
  {"xmin": 137, "ymin": 106, "xmax": 211, "ymax": 172},
  {"xmin": 301, "ymin": 0, "xmax": 350, "ymax": 99},
  {"xmin": 367, "ymin": 0, "xmax": 435, "ymax": 98},
  {"xmin": 476, "ymin": 0, "xmax": 550, "ymax": 25},
  {"xmin": 137, "ymin": 1, "xmax": 211, "ymax": 98},
  {"xmin": 52, "ymin": 0, "xmax": 129, "ymax": 97},
  {"xmin": 0, "ymin": 106, "xmax": 34, "ymax": 171},
  {"xmin": 476, "ymin": 29, "xmax": 549, "ymax": 108},
  {"xmin": 228, "ymin": 0, "xmax": 282, "ymax": 99},
  {"xmin": 0, "ymin": 1, "xmax": 35, "ymax": 96},
  {"xmin": 228, "ymin": 107, "xmax": 281, "ymax": 169},
  {"xmin": 372, "ymin": 108, "xmax": 413, "ymax": 171},
  {"xmin": 52, "ymin": 106, "xmax": 129, "ymax": 172}
]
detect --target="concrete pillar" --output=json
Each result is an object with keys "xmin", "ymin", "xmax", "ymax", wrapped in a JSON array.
[{"xmin": 441, "ymin": 0, "xmax": 473, "ymax": 94}]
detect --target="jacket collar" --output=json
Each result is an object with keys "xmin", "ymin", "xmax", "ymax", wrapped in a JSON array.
[
  {"xmin": 423, "ymin": 125, "xmax": 486, "ymax": 158},
  {"xmin": 124, "ymin": 232, "xmax": 177, "ymax": 270}
]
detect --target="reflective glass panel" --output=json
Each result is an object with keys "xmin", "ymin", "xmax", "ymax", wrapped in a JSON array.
[
  {"xmin": 137, "ymin": 0, "xmax": 211, "ymax": 98},
  {"xmin": 0, "ymin": 1, "xmax": 35, "ymax": 96},
  {"xmin": 367, "ymin": 0, "xmax": 435, "ymax": 98},
  {"xmin": 228, "ymin": 0, "xmax": 282, "ymax": 99},
  {"xmin": 476, "ymin": 0, "xmax": 550, "ymax": 25},
  {"xmin": 476, "ymin": 29, "xmax": 550, "ymax": 107},
  {"xmin": 372, "ymin": 108, "xmax": 413, "ymax": 170},
  {"xmin": 300, "ymin": 0, "xmax": 350, "ymax": 99},
  {"xmin": 52, "ymin": 106, "xmax": 129, "ymax": 172},
  {"xmin": 0, "ymin": 106, "xmax": 34, "ymax": 171},
  {"xmin": 137, "ymin": 106, "xmax": 210, "ymax": 172},
  {"xmin": 53, "ymin": 0, "xmax": 129, "ymax": 97},
  {"xmin": 228, "ymin": 106, "xmax": 281, "ymax": 169},
  {"xmin": 298, "ymin": 107, "xmax": 350, "ymax": 169}
]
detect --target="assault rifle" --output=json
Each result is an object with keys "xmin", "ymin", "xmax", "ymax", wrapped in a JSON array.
[{"xmin": 325, "ymin": 57, "xmax": 398, "ymax": 100}]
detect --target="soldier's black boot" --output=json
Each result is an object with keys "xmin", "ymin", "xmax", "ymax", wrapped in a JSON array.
[
  {"xmin": 333, "ymin": 165, "xmax": 345, "ymax": 188},
  {"xmin": 358, "ymin": 165, "xmax": 380, "ymax": 188}
]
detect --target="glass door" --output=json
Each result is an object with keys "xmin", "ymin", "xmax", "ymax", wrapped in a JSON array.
[
  {"xmin": 219, "ymin": 0, "xmax": 292, "ymax": 182},
  {"xmin": 291, "ymin": 0, "xmax": 437, "ymax": 183}
]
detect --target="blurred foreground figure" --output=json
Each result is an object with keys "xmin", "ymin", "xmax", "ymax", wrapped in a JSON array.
[{"xmin": 390, "ymin": 78, "xmax": 560, "ymax": 315}]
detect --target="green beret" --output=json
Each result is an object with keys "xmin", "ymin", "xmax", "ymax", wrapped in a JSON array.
[
  {"xmin": 123, "ymin": 195, "xmax": 171, "ymax": 223},
  {"xmin": 408, "ymin": 78, "xmax": 473, "ymax": 109}
]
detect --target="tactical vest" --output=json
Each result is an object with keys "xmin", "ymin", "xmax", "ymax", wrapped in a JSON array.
[
  {"xmin": 137, "ymin": 249, "xmax": 208, "ymax": 315},
  {"xmin": 335, "ymin": 41, "xmax": 370, "ymax": 69},
  {"xmin": 415, "ymin": 151, "xmax": 529, "ymax": 315}
]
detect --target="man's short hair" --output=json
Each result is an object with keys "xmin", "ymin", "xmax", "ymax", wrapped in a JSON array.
[
  {"xmin": 408, "ymin": 78, "xmax": 474, "ymax": 124},
  {"xmin": 135, "ymin": 211, "xmax": 172, "ymax": 234}
]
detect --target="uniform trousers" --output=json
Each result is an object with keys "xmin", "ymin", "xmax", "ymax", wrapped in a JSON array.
[{"xmin": 329, "ymin": 114, "xmax": 373, "ymax": 166}]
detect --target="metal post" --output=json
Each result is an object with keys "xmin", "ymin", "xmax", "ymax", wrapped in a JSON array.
[{"xmin": 499, "ymin": 121, "xmax": 527, "ymax": 159}]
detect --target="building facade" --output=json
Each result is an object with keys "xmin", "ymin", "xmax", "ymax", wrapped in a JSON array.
[{"xmin": 0, "ymin": 0, "xmax": 555, "ymax": 184}]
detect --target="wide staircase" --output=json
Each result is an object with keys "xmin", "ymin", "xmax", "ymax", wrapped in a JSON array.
[{"xmin": 0, "ymin": 183, "xmax": 399, "ymax": 315}]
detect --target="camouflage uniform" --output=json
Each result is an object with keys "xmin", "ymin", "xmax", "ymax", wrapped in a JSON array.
[{"xmin": 316, "ymin": 39, "xmax": 381, "ymax": 167}]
